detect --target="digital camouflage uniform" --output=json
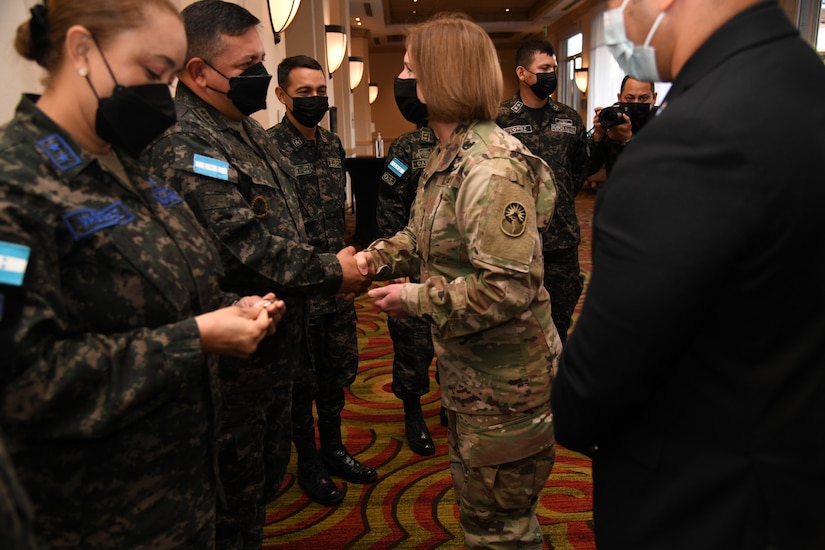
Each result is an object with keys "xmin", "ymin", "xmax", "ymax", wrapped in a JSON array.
[
  {"xmin": 0, "ymin": 429, "xmax": 39, "ymax": 550},
  {"xmin": 497, "ymin": 93, "xmax": 589, "ymax": 342},
  {"xmin": 376, "ymin": 127, "xmax": 437, "ymax": 399},
  {"xmin": 143, "ymin": 83, "xmax": 343, "ymax": 550},
  {"xmin": 365, "ymin": 120, "xmax": 562, "ymax": 548},
  {"xmin": 0, "ymin": 95, "xmax": 227, "ymax": 549},
  {"xmin": 266, "ymin": 116, "xmax": 359, "ymax": 466}
]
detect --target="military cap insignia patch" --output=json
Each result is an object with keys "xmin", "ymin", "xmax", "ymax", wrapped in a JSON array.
[
  {"xmin": 38, "ymin": 134, "xmax": 81, "ymax": 172},
  {"xmin": 0, "ymin": 241, "xmax": 30, "ymax": 286},
  {"xmin": 500, "ymin": 202, "xmax": 527, "ymax": 237},
  {"xmin": 251, "ymin": 195, "xmax": 269, "ymax": 218}
]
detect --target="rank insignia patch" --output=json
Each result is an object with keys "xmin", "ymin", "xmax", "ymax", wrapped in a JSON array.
[
  {"xmin": 500, "ymin": 202, "xmax": 527, "ymax": 237},
  {"xmin": 38, "ymin": 134, "xmax": 81, "ymax": 172}
]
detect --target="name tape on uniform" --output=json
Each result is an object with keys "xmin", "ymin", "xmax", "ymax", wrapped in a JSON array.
[
  {"xmin": 0, "ymin": 241, "xmax": 31, "ymax": 286},
  {"xmin": 193, "ymin": 154, "xmax": 230, "ymax": 181}
]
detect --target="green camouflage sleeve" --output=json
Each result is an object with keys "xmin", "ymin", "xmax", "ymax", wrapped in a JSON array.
[{"xmin": 401, "ymin": 158, "xmax": 546, "ymax": 339}]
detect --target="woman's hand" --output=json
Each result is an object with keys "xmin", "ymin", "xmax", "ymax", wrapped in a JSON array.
[
  {"xmin": 368, "ymin": 284, "xmax": 407, "ymax": 318},
  {"xmin": 196, "ymin": 293, "xmax": 286, "ymax": 357}
]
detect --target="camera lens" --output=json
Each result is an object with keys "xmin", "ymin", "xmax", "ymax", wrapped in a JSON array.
[{"xmin": 598, "ymin": 106, "xmax": 624, "ymax": 128}]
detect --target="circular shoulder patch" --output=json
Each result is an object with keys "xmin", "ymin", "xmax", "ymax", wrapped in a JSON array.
[
  {"xmin": 251, "ymin": 195, "xmax": 269, "ymax": 218},
  {"xmin": 500, "ymin": 201, "xmax": 527, "ymax": 237}
]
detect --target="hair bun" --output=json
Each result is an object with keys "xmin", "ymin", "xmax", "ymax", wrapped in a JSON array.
[{"xmin": 29, "ymin": 4, "xmax": 50, "ymax": 65}]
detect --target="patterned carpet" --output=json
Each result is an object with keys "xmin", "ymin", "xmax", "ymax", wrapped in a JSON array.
[{"xmin": 262, "ymin": 191, "xmax": 597, "ymax": 549}]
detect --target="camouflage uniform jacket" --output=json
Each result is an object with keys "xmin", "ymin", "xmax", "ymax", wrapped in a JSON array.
[
  {"xmin": 497, "ymin": 92, "xmax": 589, "ymax": 251},
  {"xmin": 144, "ymin": 83, "xmax": 343, "ymax": 384},
  {"xmin": 266, "ymin": 117, "xmax": 350, "ymax": 317},
  {"xmin": 367, "ymin": 120, "xmax": 563, "ymax": 465},
  {"xmin": 0, "ymin": 95, "xmax": 225, "ymax": 548},
  {"xmin": 376, "ymin": 126, "xmax": 438, "ymax": 239}
]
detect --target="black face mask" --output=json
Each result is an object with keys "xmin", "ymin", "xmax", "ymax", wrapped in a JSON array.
[
  {"xmin": 288, "ymin": 95, "xmax": 329, "ymax": 128},
  {"xmin": 525, "ymin": 70, "xmax": 557, "ymax": 98},
  {"xmin": 393, "ymin": 77, "xmax": 428, "ymax": 127},
  {"xmin": 204, "ymin": 60, "xmax": 271, "ymax": 116},
  {"xmin": 86, "ymin": 40, "xmax": 176, "ymax": 157}
]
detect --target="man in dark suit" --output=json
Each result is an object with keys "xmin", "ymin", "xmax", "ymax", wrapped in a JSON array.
[{"xmin": 550, "ymin": 1, "xmax": 825, "ymax": 549}]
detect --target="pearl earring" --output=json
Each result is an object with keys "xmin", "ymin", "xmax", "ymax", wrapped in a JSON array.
[{"xmin": 78, "ymin": 67, "xmax": 88, "ymax": 77}]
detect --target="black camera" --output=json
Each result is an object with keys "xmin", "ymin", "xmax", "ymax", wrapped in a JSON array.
[{"xmin": 598, "ymin": 102, "xmax": 654, "ymax": 133}]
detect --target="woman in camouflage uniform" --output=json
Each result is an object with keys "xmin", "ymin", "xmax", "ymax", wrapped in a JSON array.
[
  {"xmin": 357, "ymin": 13, "xmax": 562, "ymax": 550},
  {"xmin": 0, "ymin": 1, "xmax": 282, "ymax": 548}
]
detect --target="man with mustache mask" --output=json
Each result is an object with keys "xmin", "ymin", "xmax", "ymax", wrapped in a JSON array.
[
  {"xmin": 496, "ymin": 40, "xmax": 589, "ymax": 344},
  {"xmin": 374, "ymin": 53, "xmax": 440, "ymax": 459},
  {"xmin": 267, "ymin": 55, "xmax": 378, "ymax": 506},
  {"xmin": 142, "ymin": 3, "xmax": 370, "ymax": 547}
]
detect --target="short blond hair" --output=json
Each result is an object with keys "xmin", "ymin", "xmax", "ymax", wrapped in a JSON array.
[{"xmin": 405, "ymin": 13, "xmax": 502, "ymax": 123}]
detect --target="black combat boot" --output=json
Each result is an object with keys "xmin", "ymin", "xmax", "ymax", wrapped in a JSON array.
[
  {"xmin": 292, "ymin": 389, "xmax": 343, "ymax": 506},
  {"xmin": 318, "ymin": 389, "xmax": 378, "ymax": 484},
  {"xmin": 403, "ymin": 396, "xmax": 435, "ymax": 456}
]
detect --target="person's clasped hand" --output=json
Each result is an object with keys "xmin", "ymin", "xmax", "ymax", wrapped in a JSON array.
[
  {"xmin": 368, "ymin": 283, "xmax": 407, "ymax": 318},
  {"xmin": 336, "ymin": 246, "xmax": 372, "ymax": 299}
]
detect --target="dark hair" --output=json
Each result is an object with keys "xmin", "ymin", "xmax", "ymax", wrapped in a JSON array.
[
  {"xmin": 620, "ymin": 75, "xmax": 655, "ymax": 94},
  {"xmin": 14, "ymin": 0, "xmax": 179, "ymax": 72},
  {"xmin": 277, "ymin": 55, "xmax": 324, "ymax": 88},
  {"xmin": 515, "ymin": 40, "xmax": 556, "ymax": 70},
  {"xmin": 181, "ymin": 0, "xmax": 260, "ymax": 63}
]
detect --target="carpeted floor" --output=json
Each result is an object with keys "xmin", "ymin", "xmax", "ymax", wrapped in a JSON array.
[{"xmin": 262, "ymin": 191, "xmax": 597, "ymax": 549}]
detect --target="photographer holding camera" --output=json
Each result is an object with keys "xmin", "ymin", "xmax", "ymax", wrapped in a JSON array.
[{"xmin": 588, "ymin": 76, "xmax": 657, "ymax": 177}]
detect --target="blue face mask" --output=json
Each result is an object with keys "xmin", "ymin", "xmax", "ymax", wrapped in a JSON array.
[{"xmin": 603, "ymin": 0, "xmax": 667, "ymax": 83}]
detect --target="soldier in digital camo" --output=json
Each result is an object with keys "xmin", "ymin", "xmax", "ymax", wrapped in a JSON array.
[
  {"xmin": 375, "ymin": 75, "xmax": 438, "ymax": 457},
  {"xmin": 0, "ymin": 1, "xmax": 283, "ymax": 548},
  {"xmin": 496, "ymin": 40, "xmax": 590, "ymax": 343},
  {"xmin": 268, "ymin": 55, "xmax": 377, "ymax": 507},
  {"xmin": 141, "ymin": 3, "xmax": 368, "ymax": 548},
  {"xmin": 358, "ymin": 15, "xmax": 562, "ymax": 548}
]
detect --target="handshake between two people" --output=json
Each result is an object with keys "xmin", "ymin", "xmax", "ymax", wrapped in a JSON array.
[{"xmin": 336, "ymin": 247, "xmax": 408, "ymax": 319}]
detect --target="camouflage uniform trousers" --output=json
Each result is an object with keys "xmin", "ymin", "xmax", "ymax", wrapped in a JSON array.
[
  {"xmin": 542, "ymin": 247, "xmax": 585, "ymax": 343},
  {"xmin": 215, "ymin": 378, "xmax": 279, "ymax": 550},
  {"xmin": 447, "ymin": 410, "xmax": 556, "ymax": 549},
  {"xmin": 293, "ymin": 307, "xmax": 359, "ymax": 452},
  {"xmin": 387, "ymin": 315, "xmax": 435, "ymax": 399},
  {"xmin": 263, "ymin": 380, "xmax": 294, "ymax": 505}
]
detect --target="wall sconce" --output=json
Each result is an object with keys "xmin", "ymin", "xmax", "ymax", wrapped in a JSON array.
[
  {"xmin": 574, "ymin": 67, "xmax": 589, "ymax": 94},
  {"xmin": 325, "ymin": 25, "xmax": 347, "ymax": 77},
  {"xmin": 349, "ymin": 56, "xmax": 364, "ymax": 90},
  {"xmin": 368, "ymin": 82, "xmax": 379, "ymax": 104},
  {"xmin": 267, "ymin": 0, "xmax": 301, "ymax": 44}
]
